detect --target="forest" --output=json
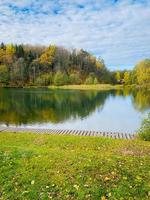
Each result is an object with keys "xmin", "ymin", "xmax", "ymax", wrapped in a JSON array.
[{"xmin": 0, "ymin": 43, "xmax": 149, "ymax": 87}]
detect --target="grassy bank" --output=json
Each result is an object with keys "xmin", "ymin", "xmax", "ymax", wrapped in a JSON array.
[
  {"xmin": 1, "ymin": 84, "xmax": 149, "ymax": 91},
  {"xmin": 0, "ymin": 133, "xmax": 150, "ymax": 199},
  {"xmin": 48, "ymin": 84, "xmax": 123, "ymax": 91},
  {"xmin": 0, "ymin": 84, "xmax": 122, "ymax": 90}
]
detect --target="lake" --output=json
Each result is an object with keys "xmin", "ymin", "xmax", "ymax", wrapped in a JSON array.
[{"xmin": 0, "ymin": 88, "xmax": 149, "ymax": 133}]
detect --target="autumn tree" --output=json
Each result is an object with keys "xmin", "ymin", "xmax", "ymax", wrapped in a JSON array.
[
  {"xmin": 115, "ymin": 71, "xmax": 121, "ymax": 83},
  {"xmin": 0, "ymin": 65, "xmax": 9, "ymax": 84},
  {"xmin": 5, "ymin": 44, "xmax": 16, "ymax": 83},
  {"xmin": 0, "ymin": 42, "xmax": 149, "ymax": 87},
  {"xmin": 39, "ymin": 45, "xmax": 56, "ymax": 71},
  {"xmin": 135, "ymin": 59, "xmax": 150, "ymax": 85},
  {"xmin": 123, "ymin": 71, "xmax": 130, "ymax": 85}
]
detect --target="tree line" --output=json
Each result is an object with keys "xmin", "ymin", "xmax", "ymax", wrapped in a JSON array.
[{"xmin": 0, "ymin": 43, "xmax": 149, "ymax": 86}]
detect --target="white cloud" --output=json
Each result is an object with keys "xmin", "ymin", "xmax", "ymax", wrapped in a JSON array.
[{"xmin": 0, "ymin": 0, "xmax": 150, "ymax": 69}]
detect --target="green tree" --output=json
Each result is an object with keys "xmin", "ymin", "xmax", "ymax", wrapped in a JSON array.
[
  {"xmin": 54, "ymin": 71, "xmax": 69, "ymax": 86},
  {"xmin": 138, "ymin": 112, "xmax": 150, "ymax": 141},
  {"xmin": 0, "ymin": 65, "xmax": 9, "ymax": 84},
  {"xmin": 94, "ymin": 78, "xmax": 99, "ymax": 84},
  {"xmin": 35, "ymin": 73, "xmax": 53, "ymax": 86},
  {"xmin": 85, "ymin": 73, "xmax": 95, "ymax": 84},
  {"xmin": 69, "ymin": 73, "xmax": 81, "ymax": 84},
  {"xmin": 1, "ymin": 42, "xmax": 142, "ymax": 87}
]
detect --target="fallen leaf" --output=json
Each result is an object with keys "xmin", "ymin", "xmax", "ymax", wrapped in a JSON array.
[{"xmin": 31, "ymin": 180, "xmax": 35, "ymax": 185}]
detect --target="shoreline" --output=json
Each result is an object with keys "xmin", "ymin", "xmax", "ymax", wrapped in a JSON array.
[
  {"xmin": 48, "ymin": 84, "xmax": 123, "ymax": 91},
  {"xmin": 0, "ymin": 84, "xmax": 133, "ymax": 90},
  {"xmin": 0, "ymin": 84, "xmax": 149, "ymax": 91}
]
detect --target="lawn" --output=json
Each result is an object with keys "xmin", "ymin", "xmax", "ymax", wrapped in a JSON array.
[{"xmin": 0, "ymin": 133, "xmax": 150, "ymax": 200}]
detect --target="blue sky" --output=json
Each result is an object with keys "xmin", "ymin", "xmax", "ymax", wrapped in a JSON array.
[{"xmin": 0, "ymin": 0, "xmax": 150, "ymax": 70}]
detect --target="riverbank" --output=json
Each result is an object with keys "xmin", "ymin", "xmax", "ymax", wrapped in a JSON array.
[
  {"xmin": 0, "ymin": 132, "xmax": 150, "ymax": 199},
  {"xmin": 48, "ymin": 84, "xmax": 123, "ymax": 91},
  {"xmin": 1, "ymin": 84, "xmax": 149, "ymax": 91},
  {"xmin": 0, "ymin": 84, "xmax": 123, "ymax": 90},
  {"xmin": 48, "ymin": 84, "xmax": 150, "ymax": 91}
]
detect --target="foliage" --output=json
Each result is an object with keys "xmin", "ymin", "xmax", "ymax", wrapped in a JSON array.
[
  {"xmin": 0, "ymin": 133, "xmax": 150, "ymax": 199},
  {"xmin": 85, "ymin": 73, "xmax": 96, "ymax": 85},
  {"xmin": 0, "ymin": 65, "xmax": 9, "ymax": 84},
  {"xmin": 69, "ymin": 73, "xmax": 81, "ymax": 84},
  {"xmin": 135, "ymin": 59, "xmax": 150, "ymax": 85},
  {"xmin": 123, "ymin": 71, "xmax": 131, "ymax": 85},
  {"xmin": 138, "ymin": 112, "xmax": 150, "ymax": 141},
  {"xmin": 35, "ymin": 73, "xmax": 53, "ymax": 86},
  {"xmin": 85, "ymin": 76, "xmax": 94, "ymax": 84},
  {"xmin": 39, "ymin": 45, "xmax": 56, "ymax": 68},
  {"xmin": 54, "ymin": 71, "xmax": 69, "ymax": 86},
  {"xmin": 0, "ymin": 42, "xmax": 149, "ymax": 87},
  {"xmin": 0, "ymin": 43, "xmax": 109, "ymax": 86},
  {"xmin": 94, "ymin": 77, "xmax": 99, "ymax": 84},
  {"xmin": 115, "ymin": 71, "xmax": 121, "ymax": 83}
]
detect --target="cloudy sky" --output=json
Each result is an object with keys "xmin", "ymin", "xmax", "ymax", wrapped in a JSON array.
[{"xmin": 0, "ymin": 0, "xmax": 150, "ymax": 70}]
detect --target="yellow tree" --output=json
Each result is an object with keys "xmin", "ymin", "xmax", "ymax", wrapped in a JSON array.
[
  {"xmin": 5, "ymin": 44, "xmax": 16, "ymax": 82},
  {"xmin": 5, "ymin": 44, "xmax": 16, "ymax": 64},
  {"xmin": 39, "ymin": 45, "xmax": 56, "ymax": 67},
  {"xmin": 124, "ymin": 71, "xmax": 130, "ymax": 85},
  {"xmin": 115, "ymin": 71, "xmax": 121, "ymax": 83},
  {"xmin": 0, "ymin": 48, "xmax": 5, "ymax": 64},
  {"xmin": 135, "ymin": 59, "xmax": 150, "ymax": 84}
]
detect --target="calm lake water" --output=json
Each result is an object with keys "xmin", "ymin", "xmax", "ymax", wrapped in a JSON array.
[{"xmin": 0, "ymin": 88, "xmax": 149, "ymax": 133}]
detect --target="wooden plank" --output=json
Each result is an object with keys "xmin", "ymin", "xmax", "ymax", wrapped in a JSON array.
[{"xmin": 0, "ymin": 126, "xmax": 135, "ymax": 139}]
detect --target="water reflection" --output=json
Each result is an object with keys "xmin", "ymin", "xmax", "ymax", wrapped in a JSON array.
[
  {"xmin": 0, "ymin": 89, "xmax": 109, "ymax": 125},
  {"xmin": 132, "ymin": 89, "xmax": 150, "ymax": 111},
  {"xmin": 0, "ymin": 88, "xmax": 149, "ymax": 130}
]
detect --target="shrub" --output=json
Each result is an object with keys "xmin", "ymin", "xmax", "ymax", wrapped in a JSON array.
[
  {"xmin": 0, "ymin": 65, "xmax": 9, "ymax": 84},
  {"xmin": 138, "ymin": 112, "xmax": 150, "ymax": 141},
  {"xmin": 35, "ymin": 73, "xmax": 53, "ymax": 86},
  {"xmin": 85, "ymin": 76, "xmax": 94, "ymax": 84},
  {"xmin": 54, "ymin": 71, "xmax": 69, "ymax": 86},
  {"xmin": 94, "ymin": 77, "xmax": 99, "ymax": 84},
  {"xmin": 69, "ymin": 73, "xmax": 81, "ymax": 84},
  {"xmin": 85, "ymin": 73, "xmax": 98, "ymax": 85}
]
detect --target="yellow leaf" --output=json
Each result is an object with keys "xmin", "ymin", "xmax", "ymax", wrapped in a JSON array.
[
  {"xmin": 104, "ymin": 177, "xmax": 110, "ymax": 181},
  {"xmin": 31, "ymin": 180, "xmax": 35, "ymax": 185},
  {"xmin": 101, "ymin": 196, "xmax": 107, "ymax": 200}
]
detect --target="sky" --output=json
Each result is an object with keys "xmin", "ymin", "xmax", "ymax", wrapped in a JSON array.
[{"xmin": 0, "ymin": 0, "xmax": 150, "ymax": 70}]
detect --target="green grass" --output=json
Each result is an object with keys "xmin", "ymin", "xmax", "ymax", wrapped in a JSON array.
[
  {"xmin": 48, "ymin": 84, "xmax": 123, "ymax": 91},
  {"xmin": 0, "ymin": 133, "xmax": 150, "ymax": 200}
]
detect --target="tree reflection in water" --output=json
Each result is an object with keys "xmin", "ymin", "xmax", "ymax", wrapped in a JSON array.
[{"xmin": 0, "ymin": 88, "xmax": 149, "ymax": 126}]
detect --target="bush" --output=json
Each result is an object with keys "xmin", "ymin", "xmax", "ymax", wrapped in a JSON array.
[
  {"xmin": 85, "ymin": 73, "xmax": 98, "ymax": 85},
  {"xmin": 85, "ymin": 76, "xmax": 94, "ymax": 84},
  {"xmin": 138, "ymin": 112, "xmax": 150, "ymax": 141},
  {"xmin": 0, "ymin": 65, "xmax": 9, "ymax": 84},
  {"xmin": 54, "ymin": 71, "xmax": 69, "ymax": 86},
  {"xmin": 69, "ymin": 73, "xmax": 81, "ymax": 84},
  {"xmin": 35, "ymin": 73, "xmax": 53, "ymax": 86},
  {"xmin": 94, "ymin": 77, "xmax": 99, "ymax": 84}
]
